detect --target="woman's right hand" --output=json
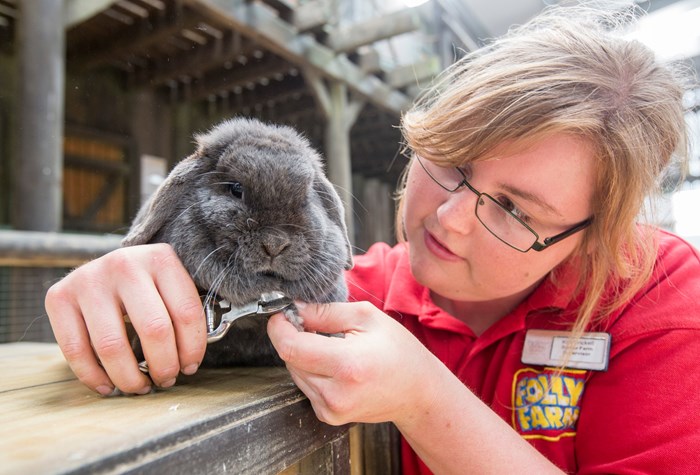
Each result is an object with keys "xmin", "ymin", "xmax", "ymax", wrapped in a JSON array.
[{"xmin": 45, "ymin": 243, "xmax": 208, "ymax": 395}]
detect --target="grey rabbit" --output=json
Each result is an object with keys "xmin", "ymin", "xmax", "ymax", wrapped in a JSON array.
[{"xmin": 122, "ymin": 117, "xmax": 353, "ymax": 367}]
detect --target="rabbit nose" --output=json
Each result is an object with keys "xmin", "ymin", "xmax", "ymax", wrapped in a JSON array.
[{"xmin": 261, "ymin": 235, "xmax": 291, "ymax": 258}]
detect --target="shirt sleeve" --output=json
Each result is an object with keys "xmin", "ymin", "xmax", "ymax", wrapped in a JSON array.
[{"xmin": 575, "ymin": 329, "xmax": 700, "ymax": 474}]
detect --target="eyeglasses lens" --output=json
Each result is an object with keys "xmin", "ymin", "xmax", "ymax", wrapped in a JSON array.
[
  {"xmin": 417, "ymin": 156, "xmax": 537, "ymax": 252},
  {"xmin": 475, "ymin": 197, "xmax": 537, "ymax": 252}
]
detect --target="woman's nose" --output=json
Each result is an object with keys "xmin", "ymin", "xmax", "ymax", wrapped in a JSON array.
[{"xmin": 435, "ymin": 187, "xmax": 480, "ymax": 236}]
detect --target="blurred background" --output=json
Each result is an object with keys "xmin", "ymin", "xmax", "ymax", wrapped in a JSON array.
[{"xmin": 0, "ymin": 0, "xmax": 698, "ymax": 343}]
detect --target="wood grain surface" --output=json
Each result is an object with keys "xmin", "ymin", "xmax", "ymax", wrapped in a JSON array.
[{"xmin": 0, "ymin": 343, "xmax": 350, "ymax": 474}]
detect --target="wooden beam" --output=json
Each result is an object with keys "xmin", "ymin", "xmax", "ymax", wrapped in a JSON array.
[
  {"xmin": 133, "ymin": 31, "xmax": 256, "ymax": 87},
  {"xmin": 0, "ymin": 230, "xmax": 122, "ymax": 267},
  {"xmin": 325, "ymin": 4, "xmax": 428, "ymax": 54},
  {"xmin": 385, "ymin": 56, "xmax": 441, "ymax": 89},
  {"xmin": 222, "ymin": 74, "xmax": 308, "ymax": 114},
  {"xmin": 184, "ymin": 0, "xmax": 411, "ymax": 114},
  {"xmin": 357, "ymin": 48, "xmax": 382, "ymax": 75},
  {"xmin": 258, "ymin": 0, "xmax": 295, "ymax": 21},
  {"xmin": 186, "ymin": 54, "xmax": 293, "ymax": 101},
  {"xmin": 254, "ymin": 95, "xmax": 319, "ymax": 124},
  {"xmin": 63, "ymin": 0, "xmax": 117, "ymax": 29},
  {"xmin": 68, "ymin": 1, "xmax": 193, "ymax": 69},
  {"xmin": 293, "ymin": 0, "xmax": 333, "ymax": 32}
]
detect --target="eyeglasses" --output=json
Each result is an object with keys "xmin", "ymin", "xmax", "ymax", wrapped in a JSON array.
[{"xmin": 415, "ymin": 155, "xmax": 592, "ymax": 253}]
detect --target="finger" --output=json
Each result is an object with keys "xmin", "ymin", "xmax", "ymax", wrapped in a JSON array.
[
  {"xmin": 293, "ymin": 301, "xmax": 372, "ymax": 335},
  {"xmin": 285, "ymin": 366, "xmax": 328, "ymax": 417},
  {"xmin": 268, "ymin": 313, "xmax": 348, "ymax": 377},
  {"xmin": 286, "ymin": 365, "xmax": 325, "ymax": 401},
  {"xmin": 286, "ymin": 366, "xmax": 349, "ymax": 426},
  {"xmin": 150, "ymin": 247, "xmax": 207, "ymax": 375},
  {"xmin": 45, "ymin": 284, "xmax": 115, "ymax": 395},
  {"xmin": 79, "ymin": 289, "xmax": 153, "ymax": 394},
  {"xmin": 119, "ymin": 279, "xmax": 180, "ymax": 389}
]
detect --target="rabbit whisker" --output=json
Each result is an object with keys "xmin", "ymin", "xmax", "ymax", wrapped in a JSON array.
[
  {"xmin": 201, "ymin": 252, "xmax": 238, "ymax": 308},
  {"xmin": 193, "ymin": 245, "xmax": 226, "ymax": 279},
  {"xmin": 172, "ymin": 202, "xmax": 200, "ymax": 224},
  {"xmin": 225, "ymin": 222, "xmax": 245, "ymax": 233}
]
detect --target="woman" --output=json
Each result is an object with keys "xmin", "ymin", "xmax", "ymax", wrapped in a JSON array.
[{"xmin": 46, "ymin": 6, "xmax": 700, "ymax": 473}]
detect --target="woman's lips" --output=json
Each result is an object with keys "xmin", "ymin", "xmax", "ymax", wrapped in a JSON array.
[{"xmin": 424, "ymin": 230, "xmax": 463, "ymax": 262}]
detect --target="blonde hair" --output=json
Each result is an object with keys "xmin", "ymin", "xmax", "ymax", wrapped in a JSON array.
[{"xmin": 399, "ymin": 6, "xmax": 691, "ymax": 335}]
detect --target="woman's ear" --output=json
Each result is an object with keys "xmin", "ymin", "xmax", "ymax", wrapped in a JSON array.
[{"xmin": 122, "ymin": 155, "xmax": 200, "ymax": 247}]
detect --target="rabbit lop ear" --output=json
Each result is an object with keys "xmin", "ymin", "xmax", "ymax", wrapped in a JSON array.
[
  {"xmin": 122, "ymin": 155, "xmax": 200, "ymax": 247},
  {"xmin": 314, "ymin": 173, "xmax": 354, "ymax": 270}
]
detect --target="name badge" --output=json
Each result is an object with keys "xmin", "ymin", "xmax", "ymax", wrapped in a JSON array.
[{"xmin": 521, "ymin": 329, "xmax": 611, "ymax": 371}]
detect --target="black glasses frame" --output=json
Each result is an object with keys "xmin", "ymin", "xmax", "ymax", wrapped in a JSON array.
[{"xmin": 415, "ymin": 155, "xmax": 593, "ymax": 253}]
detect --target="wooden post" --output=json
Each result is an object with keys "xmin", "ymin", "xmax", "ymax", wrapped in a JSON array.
[
  {"xmin": 13, "ymin": 0, "xmax": 65, "ymax": 232},
  {"xmin": 326, "ymin": 81, "xmax": 355, "ymax": 242},
  {"xmin": 172, "ymin": 102, "xmax": 194, "ymax": 165},
  {"xmin": 305, "ymin": 69, "xmax": 365, "ymax": 244},
  {"xmin": 355, "ymin": 176, "xmax": 395, "ymax": 252}
]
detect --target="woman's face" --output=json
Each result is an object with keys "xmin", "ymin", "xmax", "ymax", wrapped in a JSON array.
[{"xmin": 403, "ymin": 133, "xmax": 596, "ymax": 305}]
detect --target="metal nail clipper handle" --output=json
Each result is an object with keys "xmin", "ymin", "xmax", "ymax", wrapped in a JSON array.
[{"xmin": 129, "ymin": 291, "xmax": 293, "ymax": 374}]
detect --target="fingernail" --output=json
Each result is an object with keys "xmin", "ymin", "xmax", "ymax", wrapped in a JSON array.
[
  {"xmin": 293, "ymin": 300, "xmax": 307, "ymax": 310},
  {"xmin": 96, "ymin": 385, "xmax": 115, "ymax": 396},
  {"xmin": 136, "ymin": 386, "xmax": 152, "ymax": 395},
  {"xmin": 160, "ymin": 378, "xmax": 176, "ymax": 388},
  {"xmin": 182, "ymin": 364, "xmax": 198, "ymax": 375}
]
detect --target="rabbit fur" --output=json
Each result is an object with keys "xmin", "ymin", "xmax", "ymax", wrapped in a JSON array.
[{"xmin": 122, "ymin": 117, "xmax": 353, "ymax": 367}]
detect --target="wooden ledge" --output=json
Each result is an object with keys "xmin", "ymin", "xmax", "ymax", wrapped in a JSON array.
[{"xmin": 0, "ymin": 343, "xmax": 350, "ymax": 474}]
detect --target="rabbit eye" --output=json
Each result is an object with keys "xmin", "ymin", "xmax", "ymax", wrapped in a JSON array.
[{"xmin": 228, "ymin": 182, "xmax": 244, "ymax": 199}]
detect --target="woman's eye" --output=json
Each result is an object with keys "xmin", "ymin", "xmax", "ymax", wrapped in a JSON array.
[
  {"xmin": 228, "ymin": 182, "xmax": 244, "ymax": 199},
  {"xmin": 497, "ymin": 196, "xmax": 531, "ymax": 223}
]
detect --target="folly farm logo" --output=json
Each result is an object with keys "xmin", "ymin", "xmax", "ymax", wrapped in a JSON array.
[{"xmin": 511, "ymin": 367, "xmax": 587, "ymax": 441}]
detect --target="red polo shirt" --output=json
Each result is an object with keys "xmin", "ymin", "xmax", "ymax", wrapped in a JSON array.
[{"xmin": 346, "ymin": 229, "xmax": 700, "ymax": 474}]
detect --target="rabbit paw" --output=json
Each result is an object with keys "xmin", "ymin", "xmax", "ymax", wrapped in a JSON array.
[{"xmin": 283, "ymin": 305, "xmax": 304, "ymax": 332}]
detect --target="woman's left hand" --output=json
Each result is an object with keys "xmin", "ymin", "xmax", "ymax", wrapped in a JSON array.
[
  {"xmin": 267, "ymin": 301, "xmax": 439, "ymax": 426},
  {"xmin": 269, "ymin": 301, "xmax": 564, "ymax": 474}
]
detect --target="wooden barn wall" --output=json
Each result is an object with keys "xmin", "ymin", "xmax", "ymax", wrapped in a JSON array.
[{"xmin": 64, "ymin": 69, "xmax": 136, "ymax": 233}]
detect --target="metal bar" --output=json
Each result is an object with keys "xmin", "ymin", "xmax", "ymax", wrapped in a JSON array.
[{"xmin": 0, "ymin": 230, "xmax": 122, "ymax": 267}]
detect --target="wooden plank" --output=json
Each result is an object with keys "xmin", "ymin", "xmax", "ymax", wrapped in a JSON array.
[
  {"xmin": 0, "ymin": 343, "xmax": 75, "ymax": 393},
  {"xmin": 362, "ymin": 423, "xmax": 401, "ymax": 475},
  {"xmin": 331, "ymin": 431, "xmax": 352, "ymax": 474},
  {"xmin": 279, "ymin": 431, "xmax": 351, "ymax": 475},
  {"xmin": 0, "ymin": 342, "xmax": 349, "ymax": 474}
]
